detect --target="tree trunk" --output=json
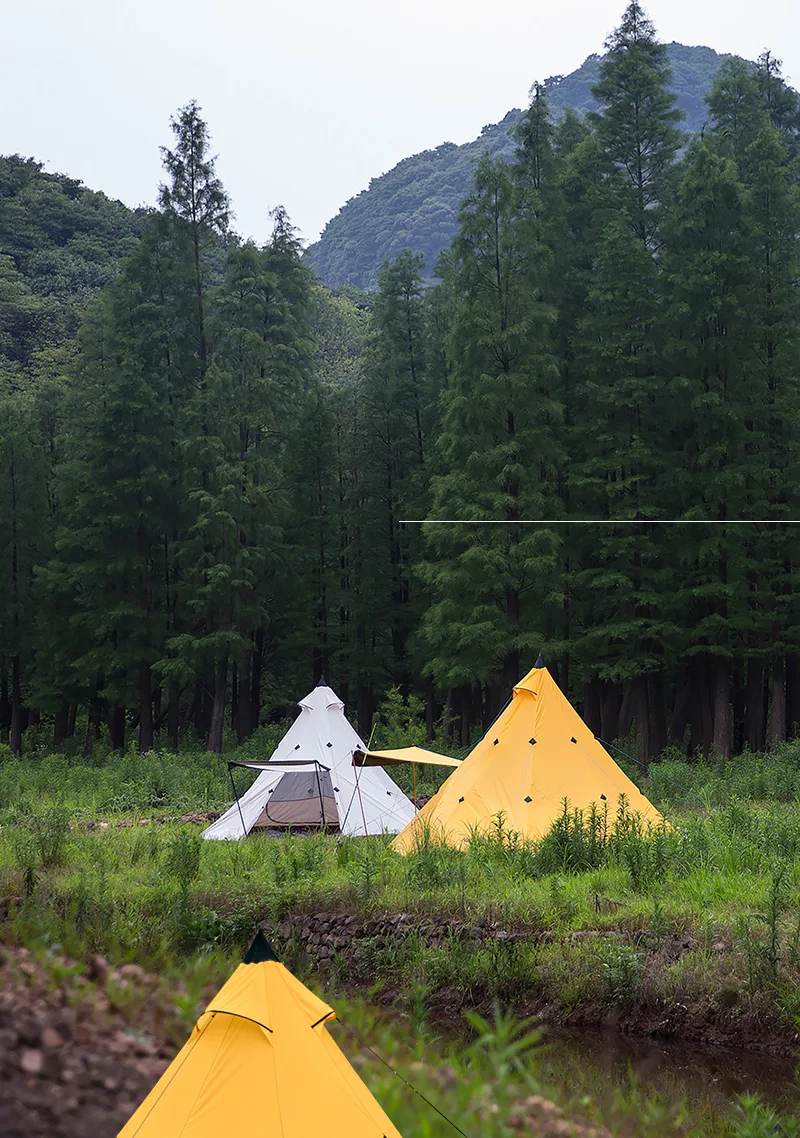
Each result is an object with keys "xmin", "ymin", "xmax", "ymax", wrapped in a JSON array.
[
  {"xmin": 786, "ymin": 655, "xmax": 800, "ymax": 739},
  {"xmin": 207, "ymin": 655, "xmax": 229, "ymax": 754},
  {"xmin": 193, "ymin": 678, "xmax": 205, "ymax": 735},
  {"xmin": 711, "ymin": 656, "xmax": 731, "ymax": 758},
  {"xmin": 425, "ymin": 677, "xmax": 436, "ymax": 742},
  {"xmin": 732, "ymin": 666, "xmax": 745, "ymax": 755},
  {"xmin": 86, "ymin": 680, "xmax": 104, "ymax": 754},
  {"xmin": 249, "ymin": 630, "xmax": 264, "ymax": 734},
  {"xmin": 669, "ymin": 663, "xmax": 690, "ymax": 749},
  {"xmin": 357, "ymin": 683, "xmax": 373, "ymax": 741},
  {"xmin": 560, "ymin": 649, "xmax": 570, "ymax": 697},
  {"xmin": 9, "ymin": 655, "xmax": 22, "ymax": 755},
  {"xmin": 632, "ymin": 675, "xmax": 650, "ymax": 759},
  {"xmin": 689, "ymin": 655, "xmax": 714, "ymax": 756},
  {"xmin": 648, "ymin": 672, "xmax": 668, "ymax": 758},
  {"xmin": 769, "ymin": 657, "xmax": 787, "ymax": 750},
  {"xmin": 600, "ymin": 681, "xmax": 621, "ymax": 742},
  {"xmin": 66, "ymin": 703, "xmax": 77, "ymax": 740},
  {"xmin": 444, "ymin": 688, "xmax": 456, "ymax": 740},
  {"xmin": 503, "ymin": 588, "xmax": 520, "ymax": 694},
  {"xmin": 108, "ymin": 705, "xmax": 125, "ymax": 751},
  {"xmin": 139, "ymin": 662, "xmax": 153, "ymax": 754},
  {"xmin": 167, "ymin": 680, "xmax": 180, "ymax": 751},
  {"xmin": 460, "ymin": 685, "xmax": 471, "ymax": 748},
  {"xmin": 583, "ymin": 678, "xmax": 602, "ymax": 738},
  {"xmin": 53, "ymin": 707, "xmax": 69, "ymax": 748},
  {"xmin": 745, "ymin": 657, "xmax": 765, "ymax": 752},
  {"xmin": 0, "ymin": 673, "xmax": 10, "ymax": 731},
  {"xmin": 230, "ymin": 662, "xmax": 238, "ymax": 732},
  {"xmin": 618, "ymin": 680, "xmax": 636, "ymax": 738},
  {"xmin": 235, "ymin": 653, "xmax": 252, "ymax": 743}
]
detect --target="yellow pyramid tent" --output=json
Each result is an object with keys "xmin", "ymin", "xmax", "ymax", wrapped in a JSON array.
[
  {"xmin": 393, "ymin": 658, "xmax": 664, "ymax": 853},
  {"xmin": 118, "ymin": 933, "xmax": 403, "ymax": 1138}
]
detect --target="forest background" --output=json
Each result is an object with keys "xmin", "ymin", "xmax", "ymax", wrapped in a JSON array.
[{"xmin": 3, "ymin": 1, "xmax": 800, "ymax": 764}]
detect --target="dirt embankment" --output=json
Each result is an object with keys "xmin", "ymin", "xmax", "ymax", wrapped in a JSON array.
[
  {"xmin": 272, "ymin": 911, "xmax": 800, "ymax": 1060},
  {"xmin": 0, "ymin": 948, "xmax": 171, "ymax": 1138}
]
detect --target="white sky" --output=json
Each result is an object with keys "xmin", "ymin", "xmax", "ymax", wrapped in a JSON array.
[{"xmin": 2, "ymin": 0, "xmax": 797, "ymax": 244}]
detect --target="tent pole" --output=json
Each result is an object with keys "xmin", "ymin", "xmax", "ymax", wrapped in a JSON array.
[
  {"xmin": 228, "ymin": 764, "xmax": 248, "ymax": 838},
  {"xmin": 353, "ymin": 761, "xmax": 369, "ymax": 836},
  {"xmin": 313, "ymin": 762, "xmax": 327, "ymax": 832},
  {"xmin": 413, "ymin": 764, "xmax": 417, "ymax": 811}
]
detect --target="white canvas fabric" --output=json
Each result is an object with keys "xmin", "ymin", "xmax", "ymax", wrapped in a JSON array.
[{"xmin": 203, "ymin": 682, "xmax": 416, "ymax": 840}]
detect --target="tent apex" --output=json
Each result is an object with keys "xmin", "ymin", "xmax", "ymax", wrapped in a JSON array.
[
  {"xmin": 315, "ymin": 674, "xmax": 328, "ymax": 687},
  {"xmin": 534, "ymin": 653, "xmax": 545, "ymax": 669},
  {"xmin": 243, "ymin": 929, "xmax": 280, "ymax": 964}
]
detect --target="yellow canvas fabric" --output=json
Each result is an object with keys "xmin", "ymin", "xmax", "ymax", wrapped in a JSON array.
[
  {"xmin": 354, "ymin": 746, "xmax": 462, "ymax": 768},
  {"xmin": 118, "ymin": 959, "xmax": 403, "ymax": 1138},
  {"xmin": 393, "ymin": 662, "xmax": 664, "ymax": 853}
]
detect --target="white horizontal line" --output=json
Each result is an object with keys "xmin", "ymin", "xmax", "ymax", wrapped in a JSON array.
[{"xmin": 400, "ymin": 519, "xmax": 800, "ymax": 525}]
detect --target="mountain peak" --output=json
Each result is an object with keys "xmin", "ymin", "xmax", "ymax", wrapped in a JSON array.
[{"xmin": 306, "ymin": 43, "xmax": 736, "ymax": 291}]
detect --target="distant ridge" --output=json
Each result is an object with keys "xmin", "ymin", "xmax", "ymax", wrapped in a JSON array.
[{"xmin": 306, "ymin": 43, "xmax": 735, "ymax": 291}]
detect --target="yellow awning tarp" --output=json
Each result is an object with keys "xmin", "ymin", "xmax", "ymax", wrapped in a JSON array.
[
  {"xmin": 393, "ymin": 660, "xmax": 664, "ymax": 854},
  {"xmin": 119, "ymin": 937, "xmax": 403, "ymax": 1138},
  {"xmin": 353, "ymin": 746, "xmax": 462, "ymax": 768}
]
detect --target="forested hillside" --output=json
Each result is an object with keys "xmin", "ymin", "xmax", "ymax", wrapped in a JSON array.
[
  {"xmin": 3, "ymin": 4, "xmax": 800, "ymax": 768},
  {"xmin": 0, "ymin": 156, "xmax": 144, "ymax": 371},
  {"xmin": 306, "ymin": 42, "xmax": 733, "ymax": 289}
]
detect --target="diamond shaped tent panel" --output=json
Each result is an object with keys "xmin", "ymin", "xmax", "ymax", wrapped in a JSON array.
[
  {"xmin": 393, "ymin": 663, "xmax": 664, "ymax": 853},
  {"xmin": 203, "ymin": 683, "xmax": 415, "ymax": 839},
  {"xmin": 118, "ymin": 939, "xmax": 403, "ymax": 1138}
]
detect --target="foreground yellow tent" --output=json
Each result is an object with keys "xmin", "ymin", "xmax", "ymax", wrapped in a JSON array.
[
  {"xmin": 393, "ymin": 657, "xmax": 664, "ymax": 853},
  {"xmin": 118, "ymin": 932, "xmax": 402, "ymax": 1138}
]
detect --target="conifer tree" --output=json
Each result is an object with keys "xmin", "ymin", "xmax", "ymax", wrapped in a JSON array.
[
  {"xmin": 172, "ymin": 211, "xmax": 313, "ymax": 751},
  {"xmin": 664, "ymin": 140, "xmax": 757, "ymax": 756},
  {"xmin": 159, "ymin": 101, "xmax": 229, "ymax": 373},
  {"xmin": 0, "ymin": 384, "xmax": 48, "ymax": 752},
  {"xmin": 420, "ymin": 155, "xmax": 562, "ymax": 723},
  {"xmin": 590, "ymin": 1, "xmax": 683, "ymax": 247}
]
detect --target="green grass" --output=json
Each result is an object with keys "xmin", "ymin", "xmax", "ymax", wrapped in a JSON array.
[{"xmin": 3, "ymin": 743, "xmax": 800, "ymax": 1135}]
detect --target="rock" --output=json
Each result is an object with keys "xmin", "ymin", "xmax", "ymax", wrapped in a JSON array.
[
  {"xmin": 85, "ymin": 955, "xmax": 109, "ymax": 985},
  {"xmin": 117, "ymin": 964, "xmax": 145, "ymax": 982},
  {"xmin": 41, "ymin": 1027, "xmax": 63, "ymax": 1050},
  {"xmin": 20, "ymin": 1048, "xmax": 43, "ymax": 1075}
]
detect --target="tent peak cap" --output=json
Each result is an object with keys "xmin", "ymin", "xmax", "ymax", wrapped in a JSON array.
[
  {"xmin": 243, "ymin": 929, "xmax": 280, "ymax": 964},
  {"xmin": 534, "ymin": 653, "xmax": 545, "ymax": 668}
]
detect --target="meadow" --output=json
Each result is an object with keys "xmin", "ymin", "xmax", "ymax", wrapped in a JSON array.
[{"xmin": 2, "ymin": 737, "xmax": 800, "ymax": 1136}]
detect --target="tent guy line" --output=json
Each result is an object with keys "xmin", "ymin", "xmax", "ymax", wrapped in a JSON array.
[{"xmin": 400, "ymin": 519, "xmax": 800, "ymax": 525}]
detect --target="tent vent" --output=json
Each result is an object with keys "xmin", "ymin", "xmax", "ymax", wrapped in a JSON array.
[
  {"xmin": 600, "ymin": 794, "xmax": 607, "ymax": 801},
  {"xmin": 570, "ymin": 736, "xmax": 577, "ymax": 743},
  {"xmin": 458, "ymin": 796, "xmax": 465, "ymax": 802},
  {"xmin": 524, "ymin": 796, "xmax": 532, "ymax": 803}
]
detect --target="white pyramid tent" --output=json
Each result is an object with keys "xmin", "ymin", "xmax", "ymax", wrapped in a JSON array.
[{"xmin": 203, "ymin": 680, "xmax": 416, "ymax": 840}]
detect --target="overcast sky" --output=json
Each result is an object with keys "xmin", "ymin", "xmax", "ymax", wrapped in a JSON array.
[{"xmin": 2, "ymin": 0, "xmax": 797, "ymax": 245}]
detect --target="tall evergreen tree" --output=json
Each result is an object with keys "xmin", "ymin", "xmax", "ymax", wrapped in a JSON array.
[
  {"xmin": 590, "ymin": 1, "xmax": 683, "ymax": 247},
  {"xmin": 420, "ymin": 155, "xmax": 562, "ymax": 730}
]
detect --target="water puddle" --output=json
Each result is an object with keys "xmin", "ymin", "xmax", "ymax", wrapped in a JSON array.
[{"xmin": 535, "ymin": 1027, "xmax": 800, "ymax": 1124}]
